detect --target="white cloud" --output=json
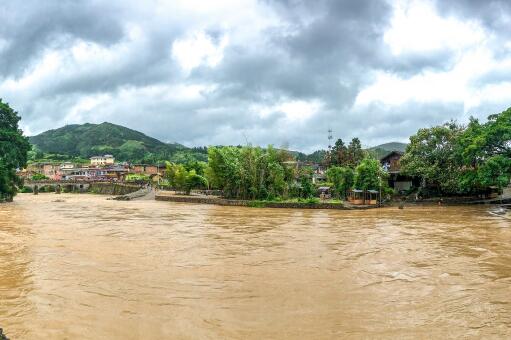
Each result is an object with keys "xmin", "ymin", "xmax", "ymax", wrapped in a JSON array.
[
  {"xmin": 356, "ymin": 45, "xmax": 511, "ymax": 114},
  {"xmin": 172, "ymin": 31, "xmax": 228, "ymax": 73},
  {"xmin": 357, "ymin": 1, "xmax": 511, "ymax": 118},
  {"xmin": 66, "ymin": 93, "xmax": 111, "ymax": 123},
  {"xmin": 254, "ymin": 99, "xmax": 323, "ymax": 122},
  {"xmin": 384, "ymin": 0, "xmax": 485, "ymax": 55}
]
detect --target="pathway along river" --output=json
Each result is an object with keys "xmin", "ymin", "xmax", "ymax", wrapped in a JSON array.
[{"xmin": 1, "ymin": 194, "xmax": 510, "ymax": 339}]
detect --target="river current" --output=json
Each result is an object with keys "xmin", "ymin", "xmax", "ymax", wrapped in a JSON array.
[{"xmin": 1, "ymin": 194, "xmax": 510, "ymax": 339}]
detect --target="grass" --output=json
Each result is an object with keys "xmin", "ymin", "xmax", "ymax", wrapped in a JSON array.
[
  {"xmin": 247, "ymin": 200, "xmax": 268, "ymax": 208},
  {"xmin": 245, "ymin": 197, "xmax": 344, "ymax": 207}
]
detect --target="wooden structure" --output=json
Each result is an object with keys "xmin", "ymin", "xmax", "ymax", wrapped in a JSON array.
[
  {"xmin": 348, "ymin": 189, "xmax": 379, "ymax": 205},
  {"xmin": 367, "ymin": 190, "xmax": 379, "ymax": 205},
  {"xmin": 318, "ymin": 186, "xmax": 331, "ymax": 200}
]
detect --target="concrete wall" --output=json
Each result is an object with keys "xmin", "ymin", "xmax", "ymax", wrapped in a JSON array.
[{"xmin": 155, "ymin": 194, "xmax": 376, "ymax": 210}]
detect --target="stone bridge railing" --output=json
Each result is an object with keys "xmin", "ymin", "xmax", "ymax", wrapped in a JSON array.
[{"xmin": 23, "ymin": 180, "xmax": 143, "ymax": 195}]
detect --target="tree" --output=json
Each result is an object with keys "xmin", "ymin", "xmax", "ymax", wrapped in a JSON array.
[
  {"xmin": 183, "ymin": 160, "xmax": 207, "ymax": 176},
  {"xmin": 31, "ymin": 173, "xmax": 49, "ymax": 181},
  {"xmin": 457, "ymin": 109, "xmax": 511, "ymax": 193},
  {"xmin": 401, "ymin": 108, "xmax": 511, "ymax": 196},
  {"xmin": 326, "ymin": 166, "xmax": 354, "ymax": 199},
  {"xmin": 164, "ymin": 162, "xmax": 187, "ymax": 191},
  {"xmin": 476, "ymin": 155, "xmax": 511, "ymax": 190},
  {"xmin": 354, "ymin": 158, "xmax": 387, "ymax": 191},
  {"xmin": 0, "ymin": 100, "xmax": 30, "ymax": 201},
  {"xmin": 346, "ymin": 137, "xmax": 365, "ymax": 168},
  {"xmin": 165, "ymin": 162, "xmax": 208, "ymax": 194},
  {"xmin": 205, "ymin": 145, "xmax": 294, "ymax": 200},
  {"xmin": 184, "ymin": 170, "xmax": 208, "ymax": 194},
  {"xmin": 330, "ymin": 138, "xmax": 348, "ymax": 167},
  {"xmin": 400, "ymin": 122, "xmax": 463, "ymax": 194}
]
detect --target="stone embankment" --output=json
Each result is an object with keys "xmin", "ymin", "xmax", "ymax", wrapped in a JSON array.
[
  {"xmin": 112, "ymin": 187, "xmax": 154, "ymax": 201},
  {"xmin": 89, "ymin": 182, "xmax": 142, "ymax": 196},
  {"xmin": 155, "ymin": 193, "xmax": 376, "ymax": 210}
]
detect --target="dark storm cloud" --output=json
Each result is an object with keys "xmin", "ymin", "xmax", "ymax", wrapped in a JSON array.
[
  {"xmin": 0, "ymin": 0, "xmax": 126, "ymax": 75},
  {"xmin": 436, "ymin": 0, "xmax": 511, "ymax": 34},
  {"xmin": 1, "ymin": 0, "xmax": 510, "ymax": 152},
  {"xmin": 191, "ymin": 0, "xmax": 396, "ymax": 130}
]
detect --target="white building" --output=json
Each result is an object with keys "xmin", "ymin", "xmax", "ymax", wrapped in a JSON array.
[
  {"xmin": 90, "ymin": 155, "xmax": 115, "ymax": 166},
  {"xmin": 60, "ymin": 162, "xmax": 75, "ymax": 170}
]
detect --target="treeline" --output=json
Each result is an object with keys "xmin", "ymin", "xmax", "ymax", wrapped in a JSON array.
[
  {"xmin": 204, "ymin": 146, "xmax": 296, "ymax": 200},
  {"xmin": 165, "ymin": 143, "xmax": 387, "ymax": 201},
  {"xmin": 163, "ymin": 161, "xmax": 208, "ymax": 194},
  {"xmin": 401, "ymin": 108, "xmax": 511, "ymax": 195},
  {"xmin": 163, "ymin": 146, "xmax": 320, "ymax": 200},
  {"xmin": 326, "ymin": 137, "xmax": 365, "ymax": 167},
  {"xmin": 28, "ymin": 146, "xmax": 208, "ymax": 165}
]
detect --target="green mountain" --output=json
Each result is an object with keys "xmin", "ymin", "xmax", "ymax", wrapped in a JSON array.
[
  {"xmin": 29, "ymin": 122, "xmax": 207, "ymax": 163},
  {"xmin": 368, "ymin": 142, "xmax": 408, "ymax": 159},
  {"xmin": 293, "ymin": 143, "xmax": 407, "ymax": 164},
  {"xmin": 293, "ymin": 149, "xmax": 327, "ymax": 163},
  {"xmin": 29, "ymin": 123, "xmax": 408, "ymax": 165}
]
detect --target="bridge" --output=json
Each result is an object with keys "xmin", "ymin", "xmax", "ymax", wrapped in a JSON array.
[
  {"xmin": 24, "ymin": 180, "xmax": 95, "ymax": 193},
  {"xmin": 23, "ymin": 180, "xmax": 145, "ymax": 196}
]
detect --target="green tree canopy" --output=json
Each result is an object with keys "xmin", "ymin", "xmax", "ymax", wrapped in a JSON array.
[
  {"xmin": 326, "ymin": 166, "xmax": 354, "ymax": 199},
  {"xmin": 164, "ymin": 162, "xmax": 208, "ymax": 194},
  {"xmin": 0, "ymin": 100, "xmax": 30, "ymax": 201},
  {"xmin": 354, "ymin": 158, "xmax": 387, "ymax": 191},
  {"xmin": 346, "ymin": 138, "xmax": 365, "ymax": 168},
  {"xmin": 402, "ymin": 108, "xmax": 511, "ymax": 195},
  {"xmin": 400, "ymin": 122, "xmax": 463, "ymax": 194},
  {"xmin": 205, "ymin": 145, "xmax": 294, "ymax": 200}
]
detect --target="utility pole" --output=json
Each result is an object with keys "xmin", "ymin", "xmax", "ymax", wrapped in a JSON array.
[
  {"xmin": 327, "ymin": 128, "xmax": 333, "ymax": 165},
  {"xmin": 379, "ymin": 176, "xmax": 382, "ymax": 207}
]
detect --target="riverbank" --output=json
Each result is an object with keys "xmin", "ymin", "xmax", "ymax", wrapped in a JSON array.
[{"xmin": 155, "ymin": 192, "xmax": 377, "ymax": 209}]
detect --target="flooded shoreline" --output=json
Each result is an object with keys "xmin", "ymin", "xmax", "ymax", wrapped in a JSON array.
[{"xmin": 1, "ymin": 193, "xmax": 510, "ymax": 339}]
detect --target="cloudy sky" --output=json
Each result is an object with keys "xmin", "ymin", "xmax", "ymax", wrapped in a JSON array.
[{"xmin": 1, "ymin": 0, "xmax": 511, "ymax": 152}]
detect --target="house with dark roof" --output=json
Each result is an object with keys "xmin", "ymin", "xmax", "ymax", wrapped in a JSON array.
[{"xmin": 380, "ymin": 151, "xmax": 420, "ymax": 192}]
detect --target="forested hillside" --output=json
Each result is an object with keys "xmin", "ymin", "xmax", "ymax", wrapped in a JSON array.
[{"xmin": 29, "ymin": 122, "xmax": 207, "ymax": 163}]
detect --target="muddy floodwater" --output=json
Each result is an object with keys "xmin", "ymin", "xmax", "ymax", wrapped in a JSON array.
[{"xmin": 1, "ymin": 194, "xmax": 510, "ymax": 339}]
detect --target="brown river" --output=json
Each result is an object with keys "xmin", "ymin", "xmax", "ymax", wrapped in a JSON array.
[{"xmin": 1, "ymin": 194, "xmax": 510, "ymax": 339}]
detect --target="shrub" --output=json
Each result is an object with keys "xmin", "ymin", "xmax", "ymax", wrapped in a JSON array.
[
  {"xmin": 19, "ymin": 186, "xmax": 33, "ymax": 193},
  {"xmin": 304, "ymin": 197, "xmax": 320, "ymax": 204},
  {"xmin": 31, "ymin": 173, "xmax": 49, "ymax": 181}
]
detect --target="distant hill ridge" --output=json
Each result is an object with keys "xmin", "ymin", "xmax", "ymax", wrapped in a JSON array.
[
  {"xmin": 29, "ymin": 122, "xmax": 407, "ymax": 163},
  {"xmin": 29, "ymin": 122, "xmax": 205, "ymax": 163},
  {"xmin": 368, "ymin": 142, "xmax": 408, "ymax": 159}
]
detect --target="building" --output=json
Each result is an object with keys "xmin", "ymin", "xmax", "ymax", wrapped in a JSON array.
[
  {"xmin": 61, "ymin": 165, "xmax": 129, "ymax": 181},
  {"xmin": 283, "ymin": 160, "xmax": 326, "ymax": 184},
  {"xmin": 90, "ymin": 155, "xmax": 115, "ymax": 166},
  {"xmin": 380, "ymin": 151, "xmax": 419, "ymax": 192},
  {"xmin": 23, "ymin": 162, "xmax": 62, "ymax": 180},
  {"xmin": 131, "ymin": 164, "xmax": 160, "ymax": 175},
  {"xmin": 60, "ymin": 162, "xmax": 75, "ymax": 170},
  {"xmin": 42, "ymin": 164, "xmax": 61, "ymax": 180}
]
